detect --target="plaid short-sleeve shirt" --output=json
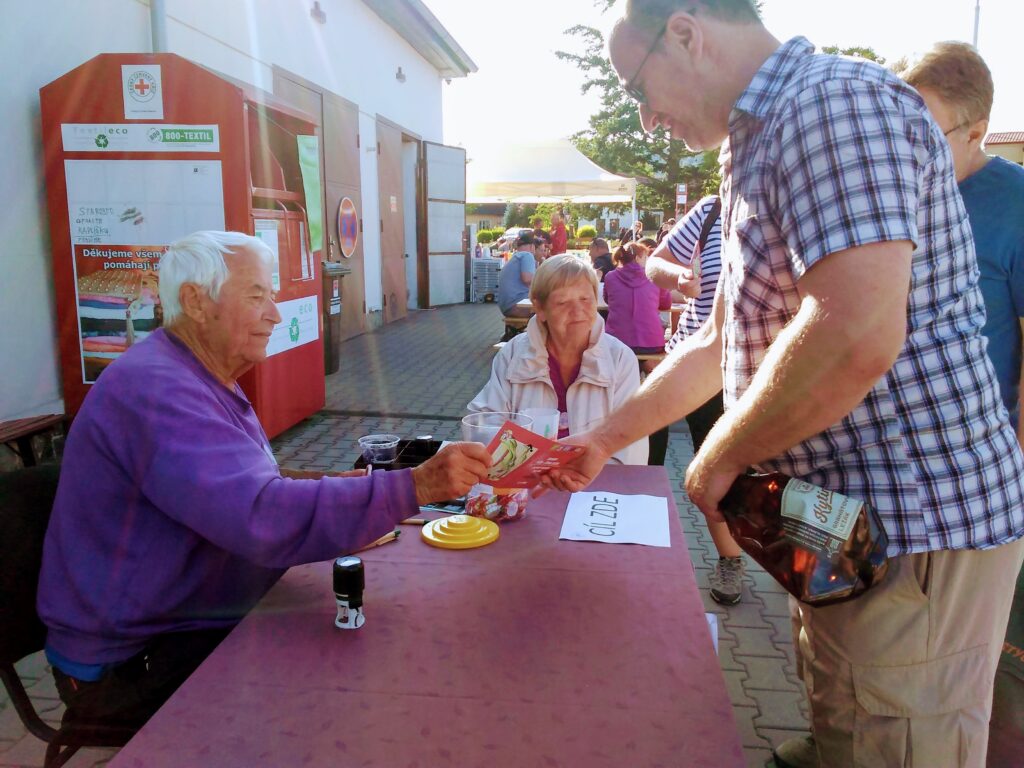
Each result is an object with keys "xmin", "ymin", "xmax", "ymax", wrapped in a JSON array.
[{"xmin": 720, "ymin": 37, "xmax": 1024, "ymax": 555}]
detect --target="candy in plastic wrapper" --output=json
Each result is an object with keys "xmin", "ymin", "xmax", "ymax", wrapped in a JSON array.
[{"xmin": 465, "ymin": 485, "xmax": 530, "ymax": 522}]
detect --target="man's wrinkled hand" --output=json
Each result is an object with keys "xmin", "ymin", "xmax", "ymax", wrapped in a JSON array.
[
  {"xmin": 411, "ymin": 442, "xmax": 492, "ymax": 505},
  {"xmin": 541, "ymin": 432, "xmax": 610, "ymax": 493}
]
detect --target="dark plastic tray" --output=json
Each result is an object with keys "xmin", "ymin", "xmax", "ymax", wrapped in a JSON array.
[{"xmin": 354, "ymin": 439, "xmax": 442, "ymax": 471}]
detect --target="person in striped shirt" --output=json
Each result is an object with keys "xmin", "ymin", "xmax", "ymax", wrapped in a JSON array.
[{"xmin": 648, "ymin": 197, "xmax": 746, "ymax": 605}]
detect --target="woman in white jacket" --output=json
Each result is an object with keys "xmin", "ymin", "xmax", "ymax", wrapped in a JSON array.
[{"xmin": 468, "ymin": 255, "xmax": 647, "ymax": 465}]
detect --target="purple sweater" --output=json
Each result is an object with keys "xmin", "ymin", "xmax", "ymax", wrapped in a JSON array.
[
  {"xmin": 38, "ymin": 329, "xmax": 417, "ymax": 666},
  {"xmin": 603, "ymin": 262, "xmax": 672, "ymax": 349}
]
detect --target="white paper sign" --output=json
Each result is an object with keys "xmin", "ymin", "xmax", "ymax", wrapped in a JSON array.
[
  {"xmin": 122, "ymin": 65, "xmax": 164, "ymax": 120},
  {"xmin": 559, "ymin": 492, "xmax": 671, "ymax": 548},
  {"xmin": 266, "ymin": 295, "xmax": 319, "ymax": 357},
  {"xmin": 299, "ymin": 222, "xmax": 312, "ymax": 280},
  {"xmin": 706, "ymin": 613, "xmax": 719, "ymax": 654},
  {"xmin": 253, "ymin": 220, "xmax": 281, "ymax": 290}
]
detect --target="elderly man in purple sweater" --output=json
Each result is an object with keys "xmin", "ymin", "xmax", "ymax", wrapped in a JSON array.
[{"xmin": 37, "ymin": 230, "xmax": 490, "ymax": 728}]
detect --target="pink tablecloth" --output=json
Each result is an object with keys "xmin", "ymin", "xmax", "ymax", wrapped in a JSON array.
[{"xmin": 109, "ymin": 465, "xmax": 743, "ymax": 767}]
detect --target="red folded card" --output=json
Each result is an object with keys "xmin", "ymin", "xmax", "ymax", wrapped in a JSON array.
[{"xmin": 484, "ymin": 420, "xmax": 586, "ymax": 488}]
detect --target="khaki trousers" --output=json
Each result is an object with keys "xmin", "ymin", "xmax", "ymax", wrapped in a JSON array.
[{"xmin": 790, "ymin": 538, "xmax": 1024, "ymax": 768}]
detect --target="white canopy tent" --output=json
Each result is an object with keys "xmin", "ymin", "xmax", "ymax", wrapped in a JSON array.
[{"xmin": 466, "ymin": 140, "xmax": 637, "ymax": 208}]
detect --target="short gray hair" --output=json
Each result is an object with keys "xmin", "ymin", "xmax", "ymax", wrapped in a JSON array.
[
  {"xmin": 530, "ymin": 254, "xmax": 599, "ymax": 308},
  {"xmin": 159, "ymin": 231, "xmax": 274, "ymax": 325},
  {"xmin": 626, "ymin": 0, "xmax": 762, "ymax": 34}
]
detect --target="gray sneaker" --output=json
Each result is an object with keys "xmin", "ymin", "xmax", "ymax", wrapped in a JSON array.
[
  {"xmin": 772, "ymin": 735, "xmax": 818, "ymax": 768},
  {"xmin": 709, "ymin": 556, "xmax": 744, "ymax": 605}
]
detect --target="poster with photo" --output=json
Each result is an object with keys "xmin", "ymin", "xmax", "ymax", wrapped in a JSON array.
[{"xmin": 65, "ymin": 158, "xmax": 225, "ymax": 382}]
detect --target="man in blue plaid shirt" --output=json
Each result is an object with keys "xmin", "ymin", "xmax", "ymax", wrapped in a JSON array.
[{"xmin": 544, "ymin": 1, "xmax": 1024, "ymax": 765}]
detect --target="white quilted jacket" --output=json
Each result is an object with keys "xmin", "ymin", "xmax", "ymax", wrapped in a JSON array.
[{"xmin": 467, "ymin": 315, "xmax": 648, "ymax": 465}]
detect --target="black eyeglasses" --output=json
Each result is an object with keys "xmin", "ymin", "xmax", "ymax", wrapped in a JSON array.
[
  {"xmin": 620, "ymin": 10, "xmax": 696, "ymax": 105},
  {"xmin": 620, "ymin": 20, "xmax": 668, "ymax": 105},
  {"xmin": 943, "ymin": 122, "xmax": 969, "ymax": 137}
]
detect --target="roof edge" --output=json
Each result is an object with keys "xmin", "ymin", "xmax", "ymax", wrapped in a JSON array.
[
  {"xmin": 986, "ymin": 131, "xmax": 1024, "ymax": 145},
  {"xmin": 362, "ymin": 0, "xmax": 477, "ymax": 79}
]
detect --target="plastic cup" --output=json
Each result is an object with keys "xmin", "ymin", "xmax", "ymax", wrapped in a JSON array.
[
  {"xmin": 460, "ymin": 411, "xmax": 533, "ymax": 446},
  {"xmin": 461, "ymin": 412, "xmax": 535, "ymax": 523},
  {"xmin": 357, "ymin": 434, "xmax": 400, "ymax": 464},
  {"xmin": 521, "ymin": 407, "xmax": 559, "ymax": 440}
]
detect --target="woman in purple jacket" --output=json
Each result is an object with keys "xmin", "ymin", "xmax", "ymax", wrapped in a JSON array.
[{"xmin": 603, "ymin": 241, "xmax": 672, "ymax": 372}]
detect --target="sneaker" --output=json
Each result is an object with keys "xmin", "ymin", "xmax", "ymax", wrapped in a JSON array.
[
  {"xmin": 772, "ymin": 735, "xmax": 818, "ymax": 768},
  {"xmin": 709, "ymin": 556, "xmax": 744, "ymax": 605}
]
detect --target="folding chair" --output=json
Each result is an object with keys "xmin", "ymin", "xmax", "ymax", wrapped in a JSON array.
[{"xmin": 0, "ymin": 465, "xmax": 136, "ymax": 767}]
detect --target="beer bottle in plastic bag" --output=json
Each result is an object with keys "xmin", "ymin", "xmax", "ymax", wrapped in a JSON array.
[{"xmin": 718, "ymin": 472, "xmax": 889, "ymax": 606}]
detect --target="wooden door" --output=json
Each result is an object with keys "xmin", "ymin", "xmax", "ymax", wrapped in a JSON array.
[
  {"xmin": 274, "ymin": 68, "xmax": 366, "ymax": 340},
  {"xmin": 323, "ymin": 93, "xmax": 367, "ymax": 338},
  {"xmin": 422, "ymin": 142, "xmax": 467, "ymax": 307},
  {"xmin": 377, "ymin": 119, "xmax": 407, "ymax": 324}
]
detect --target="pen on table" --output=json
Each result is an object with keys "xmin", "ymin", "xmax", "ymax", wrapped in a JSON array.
[
  {"xmin": 400, "ymin": 518, "xmax": 428, "ymax": 526},
  {"xmin": 357, "ymin": 529, "xmax": 400, "ymax": 553}
]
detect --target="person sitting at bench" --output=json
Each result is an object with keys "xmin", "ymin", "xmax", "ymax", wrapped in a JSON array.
[
  {"xmin": 470, "ymin": 254, "xmax": 647, "ymax": 464},
  {"xmin": 497, "ymin": 231, "xmax": 538, "ymax": 320},
  {"xmin": 37, "ymin": 230, "xmax": 490, "ymax": 729},
  {"xmin": 604, "ymin": 240, "xmax": 672, "ymax": 373}
]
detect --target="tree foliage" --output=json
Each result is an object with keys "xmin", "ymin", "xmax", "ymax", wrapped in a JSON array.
[
  {"xmin": 822, "ymin": 45, "xmax": 909, "ymax": 74},
  {"xmin": 554, "ymin": 1, "xmax": 769, "ymax": 215},
  {"xmin": 821, "ymin": 45, "xmax": 886, "ymax": 64},
  {"xmin": 499, "ymin": 200, "xmax": 621, "ymax": 234},
  {"xmin": 590, "ymin": 0, "xmax": 764, "ymax": 15},
  {"xmin": 556, "ymin": 23, "xmax": 717, "ymax": 217}
]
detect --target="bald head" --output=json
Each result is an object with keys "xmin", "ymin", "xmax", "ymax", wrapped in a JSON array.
[{"xmin": 610, "ymin": 4, "xmax": 777, "ymax": 150}]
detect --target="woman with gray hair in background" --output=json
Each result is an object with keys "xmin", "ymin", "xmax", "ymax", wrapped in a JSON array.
[{"xmin": 469, "ymin": 254, "xmax": 647, "ymax": 465}]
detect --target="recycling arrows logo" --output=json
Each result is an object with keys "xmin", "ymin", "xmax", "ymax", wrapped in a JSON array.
[
  {"xmin": 289, "ymin": 318, "xmax": 300, "ymax": 343},
  {"xmin": 95, "ymin": 134, "xmax": 109, "ymax": 149}
]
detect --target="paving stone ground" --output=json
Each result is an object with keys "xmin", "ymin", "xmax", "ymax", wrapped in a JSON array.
[
  {"xmin": 2, "ymin": 303, "xmax": 808, "ymax": 768},
  {"xmin": 324, "ymin": 303, "xmax": 511, "ymax": 419}
]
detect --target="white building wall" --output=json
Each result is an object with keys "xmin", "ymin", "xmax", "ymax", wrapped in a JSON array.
[
  {"xmin": 0, "ymin": 0, "xmax": 449, "ymax": 420},
  {"xmin": 0, "ymin": 0, "xmax": 151, "ymax": 419},
  {"xmin": 164, "ymin": 0, "xmax": 444, "ymax": 139}
]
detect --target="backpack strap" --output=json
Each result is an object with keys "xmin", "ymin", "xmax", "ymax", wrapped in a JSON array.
[{"xmin": 697, "ymin": 197, "xmax": 722, "ymax": 252}]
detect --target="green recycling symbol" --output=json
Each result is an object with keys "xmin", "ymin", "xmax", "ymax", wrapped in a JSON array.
[
  {"xmin": 95, "ymin": 134, "xmax": 109, "ymax": 148},
  {"xmin": 288, "ymin": 317, "xmax": 300, "ymax": 343}
]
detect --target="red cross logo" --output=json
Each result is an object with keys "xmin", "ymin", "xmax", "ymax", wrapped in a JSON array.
[{"xmin": 127, "ymin": 71, "xmax": 157, "ymax": 103}]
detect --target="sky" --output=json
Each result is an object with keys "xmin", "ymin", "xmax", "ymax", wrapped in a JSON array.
[{"xmin": 427, "ymin": 0, "xmax": 1024, "ymax": 162}]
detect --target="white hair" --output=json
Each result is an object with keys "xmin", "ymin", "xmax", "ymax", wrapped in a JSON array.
[{"xmin": 158, "ymin": 231, "xmax": 274, "ymax": 325}]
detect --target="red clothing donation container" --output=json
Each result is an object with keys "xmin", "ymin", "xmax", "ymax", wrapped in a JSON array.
[{"xmin": 40, "ymin": 54, "xmax": 325, "ymax": 437}]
